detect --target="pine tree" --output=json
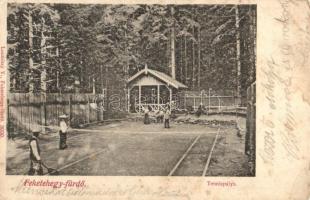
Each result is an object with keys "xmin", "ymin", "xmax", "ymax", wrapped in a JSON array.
[{"xmin": 8, "ymin": 4, "xmax": 256, "ymax": 96}]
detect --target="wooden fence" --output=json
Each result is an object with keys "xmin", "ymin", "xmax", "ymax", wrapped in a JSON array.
[
  {"xmin": 7, "ymin": 91, "xmax": 128, "ymax": 136},
  {"xmin": 245, "ymin": 82, "xmax": 256, "ymax": 175}
]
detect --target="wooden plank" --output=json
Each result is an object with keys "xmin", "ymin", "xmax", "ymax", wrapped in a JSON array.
[
  {"xmin": 27, "ymin": 94, "xmax": 31, "ymax": 133},
  {"xmin": 20, "ymin": 94, "xmax": 24, "ymax": 133},
  {"xmin": 87, "ymin": 95, "xmax": 90, "ymax": 123},
  {"xmin": 8, "ymin": 92, "xmax": 132, "ymax": 132}
]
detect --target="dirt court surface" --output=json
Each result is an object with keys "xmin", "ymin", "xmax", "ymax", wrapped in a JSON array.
[{"xmin": 6, "ymin": 115, "xmax": 251, "ymax": 176}]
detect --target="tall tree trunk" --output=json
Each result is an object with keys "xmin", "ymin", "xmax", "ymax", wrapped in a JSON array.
[
  {"xmin": 105, "ymin": 67, "xmax": 109, "ymax": 113},
  {"xmin": 56, "ymin": 47, "xmax": 60, "ymax": 93},
  {"xmin": 184, "ymin": 35, "xmax": 188, "ymax": 85},
  {"xmin": 192, "ymin": 26, "xmax": 195, "ymax": 89},
  {"xmin": 92, "ymin": 77, "xmax": 96, "ymax": 94},
  {"xmin": 100, "ymin": 65, "xmax": 104, "ymax": 94},
  {"xmin": 235, "ymin": 5, "xmax": 241, "ymax": 97},
  {"xmin": 198, "ymin": 26, "xmax": 201, "ymax": 89},
  {"xmin": 180, "ymin": 37, "xmax": 183, "ymax": 82},
  {"xmin": 28, "ymin": 10, "xmax": 34, "ymax": 93},
  {"xmin": 40, "ymin": 17, "xmax": 47, "ymax": 132},
  {"xmin": 40, "ymin": 17, "xmax": 47, "ymax": 95},
  {"xmin": 166, "ymin": 33, "xmax": 170, "ymax": 75},
  {"xmin": 124, "ymin": 26, "xmax": 129, "ymax": 89},
  {"xmin": 252, "ymin": 7, "xmax": 256, "ymax": 83},
  {"xmin": 170, "ymin": 6, "xmax": 176, "ymax": 79},
  {"xmin": 56, "ymin": 71, "xmax": 59, "ymax": 92}
]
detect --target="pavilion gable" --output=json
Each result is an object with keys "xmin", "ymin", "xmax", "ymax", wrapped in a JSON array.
[
  {"xmin": 130, "ymin": 74, "xmax": 165, "ymax": 87},
  {"xmin": 127, "ymin": 66, "xmax": 187, "ymax": 89}
]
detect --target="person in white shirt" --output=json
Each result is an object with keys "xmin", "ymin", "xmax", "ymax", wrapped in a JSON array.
[
  {"xmin": 28, "ymin": 128, "xmax": 43, "ymax": 175},
  {"xmin": 164, "ymin": 107, "xmax": 171, "ymax": 128},
  {"xmin": 157, "ymin": 108, "xmax": 164, "ymax": 123},
  {"xmin": 59, "ymin": 114, "xmax": 69, "ymax": 150}
]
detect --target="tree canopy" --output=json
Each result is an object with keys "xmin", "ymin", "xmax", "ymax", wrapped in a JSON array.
[{"xmin": 7, "ymin": 4, "xmax": 256, "ymax": 97}]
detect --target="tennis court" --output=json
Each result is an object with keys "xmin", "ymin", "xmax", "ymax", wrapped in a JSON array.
[{"xmin": 7, "ymin": 116, "xmax": 250, "ymax": 176}]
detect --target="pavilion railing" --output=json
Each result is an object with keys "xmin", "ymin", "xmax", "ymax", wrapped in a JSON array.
[{"xmin": 135, "ymin": 103, "xmax": 167, "ymax": 113}]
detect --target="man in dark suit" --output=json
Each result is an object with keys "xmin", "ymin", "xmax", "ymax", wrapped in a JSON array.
[{"xmin": 28, "ymin": 128, "xmax": 43, "ymax": 175}]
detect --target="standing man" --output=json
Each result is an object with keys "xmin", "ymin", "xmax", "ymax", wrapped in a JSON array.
[
  {"xmin": 196, "ymin": 103, "xmax": 203, "ymax": 117},
  {"xmin": 143, "ymin": 106, "xmax": 151, "ymax": 125},
  {"xmin": 59, "ymin": 114, "xmax": 69, "ymax": 150},
  {"xmin": 164, "ymin": 106, "xmax": 171, "ymax": 128},
  {"xmin": 159, "ymin": 108, "xmax": 164, "ymax": 123},
  {"xmin": 28, "ymin": 127, "xmax": 43, "ymax": 175}
]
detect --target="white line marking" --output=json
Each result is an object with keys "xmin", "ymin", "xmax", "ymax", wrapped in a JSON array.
[
  {"xmin": 168, "ymin": 135, "xmax": 201, "ymax": 176},
  {"xmin": 40, "ymin": 130, "xmax": 219, "ymax": 148},
  {"xmin": 45, "ymin": 148, "xmax": 107, "ymax": 175},
  {"xmin": 70, "ymin": 129, "xmax": 219, "ymax": 135},
  {"xmin": 202, "ymin": 127, "xmax": 221, "ymax": 176}
]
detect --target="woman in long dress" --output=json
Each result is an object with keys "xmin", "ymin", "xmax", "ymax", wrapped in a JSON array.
[{"xmin": 59, "ymin": 115, "xmax": 69, "ymax": 149}]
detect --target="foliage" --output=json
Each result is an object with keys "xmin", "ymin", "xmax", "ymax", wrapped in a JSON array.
[{"xmin": 7, "ymin": 4, "xmax": 256, "ymax": 97}]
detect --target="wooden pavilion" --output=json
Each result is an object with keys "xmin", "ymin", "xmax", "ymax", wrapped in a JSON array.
[{"xmin": 127, "ymin": 64, "xmax": 187, "ymax": 113}]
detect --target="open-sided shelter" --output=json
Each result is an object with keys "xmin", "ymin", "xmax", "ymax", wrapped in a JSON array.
[{"xmin": 127, "ymin": 65, "xmax": 187, "ymax": 113}]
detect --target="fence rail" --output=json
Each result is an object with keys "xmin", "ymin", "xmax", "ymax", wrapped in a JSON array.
[{"xmin": 178, "ymin": 92, "xmax": 241, "ymax": 112}]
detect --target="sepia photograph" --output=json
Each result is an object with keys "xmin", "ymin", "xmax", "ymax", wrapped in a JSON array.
[{"xmin": 6, "ymin": 4, "xmax": 256, "ymax": 176}]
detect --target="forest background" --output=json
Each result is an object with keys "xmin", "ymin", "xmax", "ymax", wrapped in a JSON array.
[{"xmin": 7, "ymin": 4, "xmax": 256, "ymax": 99}]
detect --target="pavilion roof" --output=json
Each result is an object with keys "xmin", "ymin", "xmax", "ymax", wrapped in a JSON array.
[{"xmin": 127, "ymin": 67, "xmax": 187, "ymax": 89}]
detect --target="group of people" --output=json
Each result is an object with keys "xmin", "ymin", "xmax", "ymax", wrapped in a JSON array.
[
  {"xmin": 143, "ymin": 105, "xmax": 171, "ymax": 128},
  {"xmin": 28, "ymin": 114, "xmax": 69, "ymax": 175},
  {"xmin": 28, "ymin": 104, "xmax": 174, "ymax": 175}
]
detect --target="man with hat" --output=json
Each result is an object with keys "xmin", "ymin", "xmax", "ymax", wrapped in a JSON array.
[
  {"xmin": 164, "ymin": 105, "xmax": 171, "ymax": 128},
  {"xmin": 28, "ymin": 127, "xmax": 43, "ymax": 175},
  {"xmin": 59, "ymin": 114, "xmax": 69, "ymax": 150}
]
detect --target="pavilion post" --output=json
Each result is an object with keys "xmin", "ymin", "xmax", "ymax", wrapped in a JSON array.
[
  {"xmin": 127, "ymin": 88, "xmax": 130, "ymax": 113},
  {"xmin": 157, "ymin": 85, "xmax": 160, "ymax": 106},
  {"xmin": 169, "ymin": 87, "xmax": 172, "ymax": 111},
  {"xmin": 139, "ymin": 85, "xmax": 141, "ymax": 113}
]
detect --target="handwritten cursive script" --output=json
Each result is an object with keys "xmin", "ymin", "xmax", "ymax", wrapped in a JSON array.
[{"xmin": 12, "ymin": 179, "xmax": 191, "ymax": 199}]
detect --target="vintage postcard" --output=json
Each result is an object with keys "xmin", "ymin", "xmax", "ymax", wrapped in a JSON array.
[{"xmin": 0, "ymin": 0, "xmax": 309, "ymax": 199}]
